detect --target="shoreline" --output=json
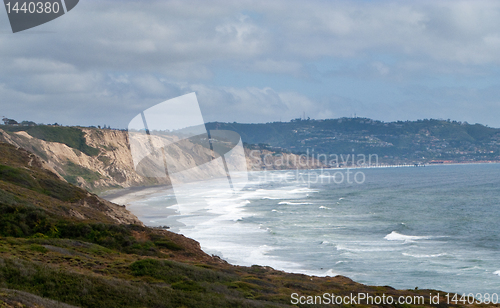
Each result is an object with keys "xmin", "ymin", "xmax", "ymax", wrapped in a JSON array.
[
  {"xmin": 100, "ymin": 184, "xmax": 172, "ymax": 207},
  {"xmin": 99, "ymin": 161, "xmax": 499, "ymax": 204},
  {"xmin": 97, "ymin": 165, "xmax": 500, "ymax": 295}
]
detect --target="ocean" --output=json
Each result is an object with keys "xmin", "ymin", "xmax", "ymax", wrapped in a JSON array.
[{"xmin": 123, "ymin": 163, "xmax": 500, "ymax": 295}]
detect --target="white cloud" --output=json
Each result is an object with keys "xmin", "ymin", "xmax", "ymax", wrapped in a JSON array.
[
  {"xmin": 372, "ymin": 62, "xmax": 390, "ymax": 76},
  {"xmin": 4, "ymin": 0, "xmax": 500, "ymax": 73},
  {"xmin": 9, "ymin": 58, "xmax": 77, "ymax": 74},
  {"xmin": 188, "ymin": 84, "xmax": 339, "ymax": 123},
  {"xmin": 2, "ymin": 0, "xmax": 500, "ymax": 126},
  {"xmin": 250, "ymin": 59, "xmax": 304, "ymax": 76},
  {"xmin": 4, "ymin": 0, "xmax": 500, "ymax": 70}
]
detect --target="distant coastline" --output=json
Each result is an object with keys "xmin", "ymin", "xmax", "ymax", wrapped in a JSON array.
[{"xmin": 101, "ymin": 160, "xmax": 500, "ymax": 203}]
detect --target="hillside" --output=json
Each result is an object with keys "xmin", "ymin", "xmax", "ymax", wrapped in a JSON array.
[
  {"xmin": 0, "ymin": 142, "xmax": 484, "ymax": 308},
  {"xmin": 0, "ymin": 143, "xmax": 140, "ymax": 225},
  {"xmin": 0, "ymin": 126, "xmax": 323, "ymax": 193},
  {"xmin": 207, "ymin": 118, "xmax": 500, "ymax": 164},
  {"xmin": 2, "ymin": 118, "xmax": 500, "ymax": 194},
  {"xmin": 0, "ymin": 126, "xmax": 168, "ymax": 193}
]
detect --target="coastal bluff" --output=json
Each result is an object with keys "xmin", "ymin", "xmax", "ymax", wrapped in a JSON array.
[{"xmin": 0, "ymin": 126, "xmax": 324, "ymax": 193}]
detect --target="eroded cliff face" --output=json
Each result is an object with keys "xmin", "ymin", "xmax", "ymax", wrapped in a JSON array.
[
  {"xmin": 80, "ymin": 128, "xmax": 171, "ymax": 190},
  {"xmin": 0, "ymin": 127, "xmax": 326, "ymax": 193},
  {"xmin": 0, "ymin": 142, "xmax": 142, "ymax": 225},
  {"xmin": 0, "ymin": 128, "xmax": 165, "ymax": 192}
]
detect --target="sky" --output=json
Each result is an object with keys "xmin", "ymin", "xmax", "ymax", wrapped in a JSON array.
[{"xmin": 2, "ymin": 0, "xmax": 500, "ymax": 128}]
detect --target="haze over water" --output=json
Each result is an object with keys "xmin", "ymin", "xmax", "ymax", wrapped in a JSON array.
[{"xmin": 126, "ymin": 164, "xmax": 500, "ymax": 294}]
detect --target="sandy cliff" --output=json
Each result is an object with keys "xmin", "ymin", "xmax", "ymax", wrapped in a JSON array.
[
  {"xmin": 0, "ymin": 127, "xmax": 326, "ymax": 193},
  {"xmin": 0, "ymin": 128, "xmax": 168, "ymax": 192}
]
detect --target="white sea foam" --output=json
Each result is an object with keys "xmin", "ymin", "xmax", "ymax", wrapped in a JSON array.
[
  {"xmin": 319, "ymin": 206, "xmax": 330, "ymax": 209},
  {"xmin": 319, "ymin": 174, "xmax": 335, "ymax": 178},
  {"xmin": 384, "ymin": 231, "xmax": 432, "ymax": 242},
  {"xmin": 402, "ymin": 252, "xmax": 447, "ymax": 258},
  {"xmin": 208, "ymin": 243, "xmax": 304, "ymax": 273},
  {"xmin": 148, "ymin": 177, "xmax": 316, "ymax": 275},
  {"xmin": 336, "ymin": 244, "xmax": 400, "ymax": 252},
  {"xmin": 253, "ymin": 186, "xmax": 314, "ymax": 201},
  {"xmin": 123, "ymin": 166, "xmax": 500, "ymax": 294},
  {"xmin": 278, "ymin": 201, "xmax": 313, "ymax": 205},
  {"xmin": 286, "ymin": 267, "xmax": 340, "ymax": 277},
  {"xmin": 323, "ymin": 269, "xmax": 338, "ymax": 277}
]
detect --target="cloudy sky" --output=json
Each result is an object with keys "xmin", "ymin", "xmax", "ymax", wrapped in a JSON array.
[{"xmin": 1, "ymin": 0, "xmax": 500, "ymax": 128}]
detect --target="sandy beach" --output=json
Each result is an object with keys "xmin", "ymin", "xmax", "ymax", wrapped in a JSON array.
[
  {"xmin": 100, "ymin": 185, "xmax": 172, "ymax": 206},
  {"xmin": 99, "ymin": 184, "xmax": 184, "ymax": 228}
]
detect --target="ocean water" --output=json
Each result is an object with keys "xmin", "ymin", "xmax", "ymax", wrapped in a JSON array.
[{"xmin": 126, "ymin": 164, "xmax": 500, "ymax": 294}]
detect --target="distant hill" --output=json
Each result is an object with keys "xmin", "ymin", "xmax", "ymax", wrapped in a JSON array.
[{"xmin": 207, "ymin": 118, "xmax": 500, "ymax": 164}]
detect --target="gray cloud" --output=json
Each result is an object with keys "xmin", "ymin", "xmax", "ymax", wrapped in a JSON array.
[{"xmin": 1, "ymin": 0, "xmax": 500, "ymax": 127}]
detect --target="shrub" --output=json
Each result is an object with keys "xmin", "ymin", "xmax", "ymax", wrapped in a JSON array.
[
  {"xmin": 1, "ymin": 126, "xmax": 99, "ymax": 156},
  {"xmin": 130, "ymin": 259, "xmax": 237, "ymax": 284},
  {"xmin": 153, "ymin": 240, "xmax": 183, "ymax": 251}
]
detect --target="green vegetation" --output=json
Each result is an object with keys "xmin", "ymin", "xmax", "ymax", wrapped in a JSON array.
[
  {"xmin": 0, "ymin": 164, "xmax": 86, "ymax": 202},
  {"xmin": 61, "ymin": 161, "xmax": 103, "ymax": 186},
  {"xmin": 1, "ymin": 125, "xmax": 99, "ymax": 156},
  {"xmin": 0, "ymin": 142, "xmax": 487, "ymax": 307},
  {"xmin": 97, "ymin": 155, "xmax": 112, "ymax": 165},
  {"xmin": 208, "ymin": 118, "xmax": 500, "ymax": 163},
  {"xmin": 130, "ymin": 258, "xmax": 237, "ymax": 284},
  {"xmin": 0, "ymin": 176, "xmax": 158, "ymax": 256}
]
